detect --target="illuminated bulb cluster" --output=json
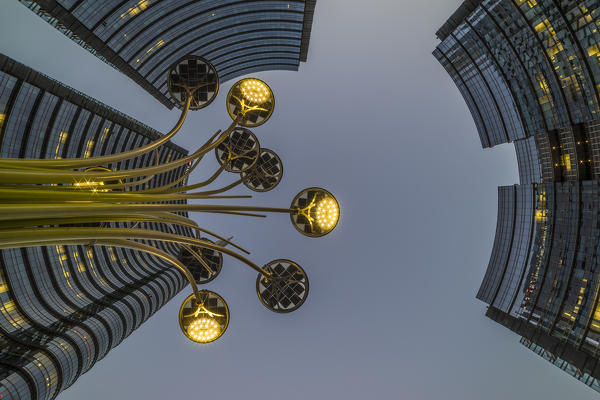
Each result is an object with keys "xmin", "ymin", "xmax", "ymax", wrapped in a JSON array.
[
  {"xmin": 240, "ymin": 79, "xmax": 270, "ymax": 104},
  {"xmin": 187, "ymin": 318, "xmax": 220, "ymax": 343},
  {"xmin": 74, "ymin": 181, "xmax": 104, "ymax": 187},
  {"xmin": 74, "ymin": 181, "xmax": 108, "ymax": 193},
  {"xmin": 315, "ymin": 198, "xmax": 339, "ymax": 230}
]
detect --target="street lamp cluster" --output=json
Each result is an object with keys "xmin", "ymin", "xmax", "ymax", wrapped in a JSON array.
[{"xmin": 0, "ymin": 55, "xmax": 339, "ymax": 344}]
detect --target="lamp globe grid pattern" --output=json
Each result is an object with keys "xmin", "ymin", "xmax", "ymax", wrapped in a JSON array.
[
  {"xmin": 215, "ymin": 127, "xmax": 260, "ymax": 173},
  {"xmin": 178, "ymin": 238, "xmax": 223, "ymax": 285},
  {"xmin": 257, "ymin": 260, "xmax": 309, "ymax": 313},
  {"xmin": 179, "ymin": 291, "xmax": 229, "ymax": 344},
  {"xmin": 0, "ymin": 55, "xmax": 340, "ymax": 346},
  {"xmin": 226, "ymin": 78, "xmax": 275, "ymax": 128},
  {"xmin": 241, "ymin": 148, "xmax": 284, "ymax": 192},
  {"xmin": 167, "ymin": 56, "xmax": 219, "ymax": 110},
  {"xmin": 290, "ymin": 188, "xmax": 340, "ymax": 237}
]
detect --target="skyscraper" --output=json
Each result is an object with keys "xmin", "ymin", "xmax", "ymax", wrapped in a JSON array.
[
  {"xmin": 0, "ymin": 53, "xmax": 191, "ymax": 400},
  {"xmin": 18, "ymin": 0, "xmax": 317, "ymax": 108},
  {"xmin": 435, "ymin": 0, "xmax": 600, "ymax": 393}
]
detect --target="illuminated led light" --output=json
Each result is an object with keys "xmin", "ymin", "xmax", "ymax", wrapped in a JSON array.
[
  {"xmin": 73, "ymin": 180, "xmax": 109, "ymax": 192},
  {"xmin": 315, "ymin": 198, "xmax": 339, "ymax": 230},
  {"xmin": 187, "ymin": 318, "xmax": 220, "ymax": 343},
  {"xmin": 240, "ymin": 79, "xmax": 270, "ymax": 104}
]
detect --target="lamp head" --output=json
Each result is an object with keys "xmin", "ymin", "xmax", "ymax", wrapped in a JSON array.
[
  {"xmin": 241, "ymin": 148, "xmax": 283, "ymax": 192},
  {"xmin": 75, "ymin": 166, "xmax": 121, "ymax": 192},
  {"xmin": 226, "ymin": 78, "xmax": 274, "ymax": 127},
  {"xmin": 167, "ymin": 55, "xmax": 219, "ymax": 110},
  {"xmin": 256, "ymin": 259, "xmax": 309, "ymax": 313},
  {"xmin": 215, "ymin": 127, "xmax": 260, "ymax": 173},
  {"xmin": 179, "ymin": 291, "xmax": 229, "ymax": 344},
  {"xmin": 178, "ymin": 240, "xmax": 223, "ymax": 284},
  {"xmin": 290, "ymin": 188, "xmax": 340, "ymax": 237}
]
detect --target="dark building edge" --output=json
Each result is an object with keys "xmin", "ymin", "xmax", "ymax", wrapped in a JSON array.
[
  {"xmin": 299, "ymin": 0, "xmax": 316, "ymax": 62},
  {"xmin": 21, "ymin": 0, "xmax": 175, "ymax": 109},
  {"xmin": 0, "ymin": 52, "xmax": 188, "ymax": 155},
  {"xmin": 436, "ymin": 0, "xmax": 482, "ymax": 40},
  {"xmin": 486, "ymin": 306, "xmax": 600, "ymax": 382},
  {"xmin": 23, "ymin": 0, "xmax": 318, "ymax": 107}
]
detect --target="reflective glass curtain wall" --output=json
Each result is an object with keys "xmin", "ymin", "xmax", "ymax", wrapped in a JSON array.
[
  {"xmin": 436, "ymin": 0, "xmax": 600, "ymax": 394},
  {"xmin": 19, "ymin": 0, "xmax": 317, "ymax": 109},
  {"xmin": 0, "ymin": 53, "xmax": 191, "ymax": 400}
]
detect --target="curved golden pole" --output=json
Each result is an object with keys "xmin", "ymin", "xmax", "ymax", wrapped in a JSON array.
[
  {"xmin": 0, "ymin": 188, "xmax": 252, "ymax": 203},
  {"xmin": 0, "ymin": 97, "xmax": 193, "ymax": 169},
  {"xmin": 192, "ymin": 227, "xmax": 250, "ymax": 255},
  {"xmin": 0, "ymin": 236, "xmax": 203, "ymax": 301},
  {"xmin": 161, "ymin": 223, "xmax": 215, "ymax": 275},
  {"xmin": 0, "ymin": 120, "xmax": 240, "ymax": 185},
  {"xmin": 102, "ymin": 239, "xmax": 203, "ymax": 301},
  {"xmin": 0, "ymin": 227, "xmax": 270, "ymax": 276},
  {"xmin": 0, "ymin": 203, "xmax": 292, "ymax": 222},
  {"xmin": 180, "ymin": 243, "xmax": 215, "ymax": 275},
  {"xmin": 187, "ymin": 178, "xmax": 244, "ymax": 196},
  {"xmin": 139, "ymin": 128, "xmax": 224, "ymax": 193},
  {"xmin": 144, "ymin": 163, "xmax": 227, "ymax": 194},
  {"xmin": 0, "ymin": 173, "xmax": 155, "ymax": 192},
  {"xmin": 24, "ymin": 237, "xmax": 202, "ymax": 302},
  {"xmin": 0, "ymin": 214, "xmax": 200, "ymax": 231}
]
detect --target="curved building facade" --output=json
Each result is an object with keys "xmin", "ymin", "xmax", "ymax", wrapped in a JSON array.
[
  {"xmin": 436, "ymin": 0, "xmax": 600, "ymax": 394},
  {"xmin": 19, "ymin": 0, "xmax": 317, "ymax": 108},
  {"xmin": 0, "ymin": 53, "xmax": 190, "ymax": 399}
]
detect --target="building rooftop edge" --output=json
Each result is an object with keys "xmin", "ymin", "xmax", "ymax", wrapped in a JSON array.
[
  {"xmin": 23, "ymin": 0, "xmax": 176, "ymax": 109},
  {"xmin": 435, "ymin": 0, "xmax": 483, "ymax": 41},
  {"xmin": 0, "ymin": 52, "xmax": 189, "ymax": 155},
  {"xmin": 299, "ymin": 0, "xmax": 317, "ymax": 62}
]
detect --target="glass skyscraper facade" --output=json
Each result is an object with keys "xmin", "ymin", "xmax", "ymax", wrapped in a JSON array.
[
  {"xmin": 436, "ymin": 0, "xmax": 600, "ymax": 394},
  {"xmin": 0, "ymin": 53, "xmax": 192, "ymax": 399},
  {"xmin": 18, "ymin": 0, "xmax": 317, "ymax": 109}
]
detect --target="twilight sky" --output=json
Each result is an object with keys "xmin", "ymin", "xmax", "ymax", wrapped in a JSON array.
[{"xmin": 0, "ymin": 1, "xmax": 597, "ymax": 399}]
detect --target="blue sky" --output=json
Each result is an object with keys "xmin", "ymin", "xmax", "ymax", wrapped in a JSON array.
[{"xmin": 0, "ymin": 1, "xmax": 597, "ymax": 399}]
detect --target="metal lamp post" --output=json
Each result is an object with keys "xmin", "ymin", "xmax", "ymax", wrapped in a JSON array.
[{"xmin": 0, "ymin": 55, "xmax": 340, "ymax": 344}]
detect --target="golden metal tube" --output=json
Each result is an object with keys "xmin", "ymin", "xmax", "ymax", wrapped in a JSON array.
[
  {"xmin": 0, "ymin": 203, "xmax": 293, "ymax": 222},
  {"xmin": 0, "ymin": 97, "xmax": 192, "ymax": 169},
  {"xmin": 0, "ymin": 227, "xmax": 269, "ymax": 276}
]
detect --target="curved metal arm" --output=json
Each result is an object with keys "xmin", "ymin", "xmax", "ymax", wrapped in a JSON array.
[
  {"xmin": 156, "ymin": 163, "xmax": 228, "ymax": 194},
  {"xmin": 0, "ymin": 203, "xmax": 293, "ymax": 222},
  {"xmin": 185, "ymin": 178, "xmax": 244, "ymax": 196},
  {"xmin": 0, "ymin": 119, "xmax": 240, "ymax": 185},
  {"xmin": 0, "ymin": 213, "xmax": 200, "ymax": 231},
  {"xmin": 0, "ymin": 188, "xmax": 251, "ymax": 203},
  {"xmin": 100, "ymin": 239, "xmax": 202, "ymax": 301},
  {"xmin": 0, "ymin": 227, "xmax": 270, "ymax": 277},
  {"xmin": 3, "ymin": 237, "xmax": 203, "ymax": 303},
  {"xmin": 0, "ymin": 97, "xmax": 192, "ymax": 169},
  {"xmin": 138, "ymin": 129, "xmax": 224, "ymax": 193}
]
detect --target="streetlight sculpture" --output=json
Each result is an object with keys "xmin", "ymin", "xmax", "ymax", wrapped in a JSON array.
[{"xmin": 0, "ymin": 55, "xmax": 340, "ymax": 344}]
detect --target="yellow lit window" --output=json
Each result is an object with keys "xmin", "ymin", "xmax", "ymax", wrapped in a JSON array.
[
  {"xmin": 73, "ymin": 252, "xmax": 86, "ymax": 273},
  {"xmin": 98, "ymin": 127, "xmax": 110, "ymax": 143},
  {"xmin": 536, "ymin": 73, "xmax": 554, "ymax": 105},
  {"xmin": 535, "ymin": 209, "xmax": 547, "ymax": 222},
  {"xmin": 120, "ymin": 0, "xmax": 150, "ymax": 19},
  {"xmin": 560, "ymin": 154, "xmax": 572, "ymax": 171},
  {"xmin": 54, "ymin": 131, "xmax": 69, "ymax": 159},
  {"xmin": 108, "ymin": 247, "xmax": 118, "ymax": 262},
  {"xmin": 0, "ymin": 300, "xmax": 26, "ymax": 328},
  {"xmin": 84, "ymin": 140, "xmax": 95, "ymax": 158},
  {"xmin": 136, "ymin": 39, "xmax": 165, "ymax": 63}
]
